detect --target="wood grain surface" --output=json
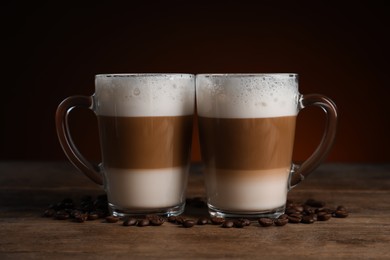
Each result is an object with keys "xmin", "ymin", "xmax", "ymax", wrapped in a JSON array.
[{"xmin": 0, "ymin": 162, "xmax": 389, "ymax": 259}]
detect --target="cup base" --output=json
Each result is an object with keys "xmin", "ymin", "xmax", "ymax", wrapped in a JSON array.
[
  {"xmin": 109, "ymin": 202, "xmax": 185, "ymax": 218},
  {"xmin": 208, "ymin": 204, "xmax": 286, "ymax": 219}
]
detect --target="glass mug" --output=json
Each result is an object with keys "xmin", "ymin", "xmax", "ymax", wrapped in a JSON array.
[
  {"xmin": 196, "ymin": 74, "xmax": 337, "ymax": 218},
  {"xmin": 56, "ymin": 74, "xmax": 195, "ymax": 217}
]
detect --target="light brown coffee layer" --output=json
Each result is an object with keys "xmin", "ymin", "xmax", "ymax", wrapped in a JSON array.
[
  {"xmin": 98, "ymin": 115, "xmax": 193, "ymax": 169},
  {"xmin": 198, "ymin": 116, "xmax": 296, "ymax": 170}
]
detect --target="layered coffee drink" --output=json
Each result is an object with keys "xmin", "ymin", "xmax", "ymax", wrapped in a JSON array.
[
  {"xmin": 196, "ymin": 74, "xmax": 299, "ymax": 217},
  {"xmin": 94, "ymin": 74, "xmax": 194, "ymax": 215}
]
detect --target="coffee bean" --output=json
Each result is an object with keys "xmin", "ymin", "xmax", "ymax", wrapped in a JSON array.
[
  {"xmin": 278, "ymin": 214, "xmax": 288, "ymax": 219},
  {"xmin": 87, "ymin": 212, "xmax": 99, "ymax": 220},
  {"xmin": 315, "ymin": 207, "xmax": 335, "ymax": 214},
  {"xmin": 137, "ymin": 219, "xmax": 150, "ymax": 227},
  {"xmin": 301, "ymin": 215, "xmax": 315, "ymax": 224},
  {"xmin": 222, "ymin": 220, "xmax": 234, "ymax": 228},
  {"xmin": 258, "ymin": 218, "xmax": 274, "ymax": 227},
  {"xmin": 175, "ymin": 217, "xmax": 185, "ymax": 225},
  {"xmin": 70, "ymin": 209, "xmax": 83, "ymax": 218},
  {"xmin": 105, "ymin": 215, "xmax": 119, "ymax": 223},
  {"xmin": 239, "ymin": 218, "xmax": 251, "ymax": 226},
  {"xmin": 197, "ymin": 217, "xmax": 209, "ymax": 225},
  {"xmin": 210, "ymin": 217, "xmax": 225, "ymax": 225},
  {"xmin": 288, "ymin": 214, "xmax": 302, "ymax": 223},
  {"xmin": 55, "ymin": 210, "xmax": 70, "ymax": 220},
  {"xmin": 303, "ymin": 205, "xmax": 316, "ymax": 215},
  {"xmin": 334, "ymin": 210, "xmax": 349, "ymax": 218},
  {"xmin": 336, "ymin": 205, "xmax": 347, "ymax": 212},
  {"xmin": 233, "ymin": 220, "xmax": 245, "ymax": 228},
  {"xmin": 317, "ymin": 212, "xmax": 332, "ymax": 221},
  {"xmin": 146, "ymin": 215, "xmax": 165, "ymax": 225},
  {"xmin": 43, "ymin": 209, "xmax": 56, "ymax": 218},
  {"xmin": 150, "ymin": 217, "xmax": 165, "ymax": 226},
  {"xmin": 183, "ymin": 220, "xmax": 195, "ymax": 228},
  {"xmin": 292, "ymin": 205, "xmax": 304, "ymax": 213},
  {"xmin": 74, "ymin": 214, "xmax": 88, "ymax": 223},
  {"xmin": 305, "ymin": 199, "xmax": 326, "ymax": 208},
  {"xmin": 167, "ymin": 216, "xmax": 177, "ymax": 223},
  {"xmin": 285, "ymin": 208, "xmax": 299, "ymax": 215},
  {"xmin": 123, "ymin": 217, "xmax": 137, "ymax": 226},
  {"xmin": 275, "ymin": 217, "xmax": 289, "ymax": 226}
]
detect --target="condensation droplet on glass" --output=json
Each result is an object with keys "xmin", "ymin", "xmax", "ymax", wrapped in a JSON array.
[{"xmin": 133, "ymin": 88, "xmax": 141, "ymax": 96}]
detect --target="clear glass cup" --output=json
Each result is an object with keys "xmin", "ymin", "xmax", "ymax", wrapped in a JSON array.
[
  {"xmin": 196, "ymin": 74, "xmax": 337, "ymax": 219},
  {"xmin": 56, "ymin": 74, "xmax": 195, "ymax": 217}
]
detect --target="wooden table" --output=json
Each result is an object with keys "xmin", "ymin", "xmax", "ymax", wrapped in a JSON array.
[{"xmin": 0, "ymin": 162, "xmax": 389, "ymax": 259}]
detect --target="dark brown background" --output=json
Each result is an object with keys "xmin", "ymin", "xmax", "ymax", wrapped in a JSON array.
[{"xmin": 1, "ymin": 1, "xmax": 389, "ymax": 163}]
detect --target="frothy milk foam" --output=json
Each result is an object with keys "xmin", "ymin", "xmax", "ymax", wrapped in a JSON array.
[
  {"xmin": 95, "ymin": 74, "xmax": 194, "ymax": 209},
  {"xmin": 197, "ymin": 74, "xmax": 300, "ymax": 211}
]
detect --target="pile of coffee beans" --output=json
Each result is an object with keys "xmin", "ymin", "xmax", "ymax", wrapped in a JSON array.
[
  {"xmin": 42, "ymin": 195, "xmax": 110, "ymax": 222},
  {"xmin": 42, "ymin": 196, "xmax": 349, "ymax": 228}
]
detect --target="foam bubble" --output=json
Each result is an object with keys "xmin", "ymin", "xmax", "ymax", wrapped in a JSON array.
[
  {"xmin": 196, "ymin": 74, "xmax": 300, "ymax": 118},
  {"xmin": 94, "ymin": 74, "xmax": 195, "ymax": 117}
]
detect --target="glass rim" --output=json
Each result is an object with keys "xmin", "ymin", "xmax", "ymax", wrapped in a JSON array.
[
  {"xmin": 95, "ymin": 73, "xmax": 194, "ymax": 78},
  {"xmin": 196, "ymin": 73, "xmax": 297, "ymax": 78}
]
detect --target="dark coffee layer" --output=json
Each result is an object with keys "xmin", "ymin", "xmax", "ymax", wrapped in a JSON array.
[
  {"xmin": 198, "ymin": 116, "xmax": 296, "ymax": 170},
  {"xmin": 98, "ymin": 115, "xmax": 193, "ymax": 169}
]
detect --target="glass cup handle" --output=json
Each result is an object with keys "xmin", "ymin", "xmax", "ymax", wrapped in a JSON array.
[
  {"xmin": 55, "ymin": 95, "xmax": 103, "ymax": 185},
  {"xmin": 289, "ymin": 94, "xmax": 338, "ymax": 188}
]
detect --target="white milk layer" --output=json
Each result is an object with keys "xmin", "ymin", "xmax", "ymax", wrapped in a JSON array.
[
  {"xmin": 95, "ymin": 74, "xmax": 195, "ymax": 117},
  {"xmin": 196, "ymin": 74, "xmax": 300, "ymax": 118},
  {"xmin": 206, "ymin": 168, "xmax": 290, "ymax": 211},
  {"xmin": 103, "ymin": 167, "xmax": 188, "ymax": 209}
]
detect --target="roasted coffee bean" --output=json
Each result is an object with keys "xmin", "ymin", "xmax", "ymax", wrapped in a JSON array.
[
  {"xmin": 301, "ymin": 215, "xmax": 315, "ymax": 224},
  {"xmin": 222, "ymin": 220, "xmax": 234, "ymax": 228},
  {"xmin": 175, "ymin": 217, "xmax": 185, "ymax": 225},
  {"xmin": 317, "ymin": 212, "xmax": 332, "ymax": 221},
  {"xmin": 210, "ymin": 217, "xmax": 225, "ymax": 225},
  {"xmin": 239, "ymin": 218, "xmax": 251, "ymax": 226},
  {"xmin": 137, "ymin": 219, "xmax": 150, "ymax": 227},
  {"xmin": 55, "ymin": 210, "xmax": 70, "ymax": 220},
  {"xmin": 292, "ymin": 205, "xmax": 304, "ymax": 213},
  {"xmin": 288, "ymin": 213, "xmax": 302, "ymax": 223},
  {"xmin": 87, "ymin": 212, "xmax": 99, "ymax": 220},
  {"xmin": 278, "ymin": 214, "xmax": 288, "ymax": 219},
  {"xmin": 74, "ymin": 214, "xmax": 88, "ymax": 223},
  {"xmin": 150, "ymin": 217, "xmax": 165, "ymax": 226},
  {"xmin": 70, "ymin": 209, "xmax": 83, "ymax": 218},
  {"xmin": 167, "ymin": 216, "xmax": 177, "ymax": 223},
  {"xmin": 105, "ymin": 215, "xmax": 119, "ymax": 223},
  {"xmin": 285, "ymin": 208, "xmax": 299, "ymax": 215},
  {"xmin": 43, "ymin": 209, "xmax": 56, "ymax": 218},
  {"xmin": 334, "ymin": 210, "xmax": 349, "ymax": 218},
  {"xmin": 305, "ymin": 199, "xmax": 325, "ymax": 208},
  {"xmin": 258, "ymin": 218, "xmax": 274, "ymax": 227},
  {"xmin": 275, "ymin": 217, "xmax": 289, "ymax": 226},
  {"xmin": 336, "ymin": 205, "xmax": 347, "ymax": 212},
  {"xmin": 60, "ymin": 198, "xmax": 75, "ymax": 210},
  {"xmin": 183, "ymin": 220, "xmax": 195, "ymax": 228},
  {"xmin": 303, "ymin": 205, "xmax": 316, "ymax": 215},
  {"xmin": 315, "ymin": 207, "xmax": 334, "ymax": 214},
  {"xmin": 233, "ymin": 220, "xmax": 245, "ymax": 228},
  {"xmin": 123, "ymin": 217, "xmax": 138, "ymax": 226},
  {"xmin": 197, "ymin": 217, "xmax": 209, "ymax": 225}
]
